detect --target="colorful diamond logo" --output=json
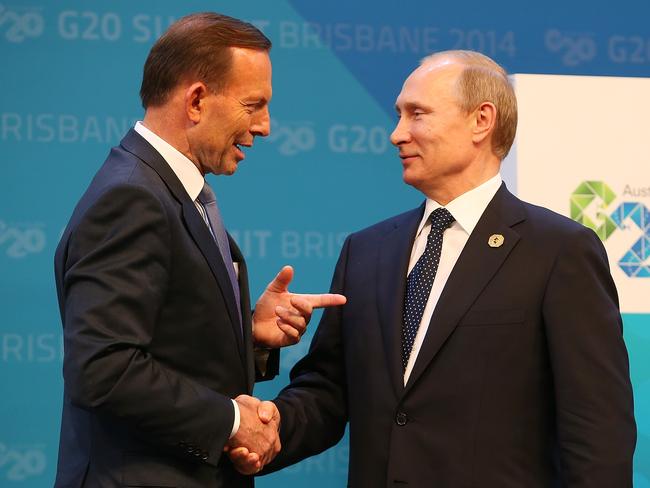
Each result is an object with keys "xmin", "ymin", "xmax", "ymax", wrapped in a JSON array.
[
  {"xmin": 571, "ymin": 181, "xmax": 650, "ymax": 278},
  {"xmin": 570, "ymin": 180, "xmax": 618, "ymax": 240}
]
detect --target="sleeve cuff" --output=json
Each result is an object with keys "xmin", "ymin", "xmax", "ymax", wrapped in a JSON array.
[{"xmin": 255, "ymin": 348, "xmax": 272, "ymax": 377}]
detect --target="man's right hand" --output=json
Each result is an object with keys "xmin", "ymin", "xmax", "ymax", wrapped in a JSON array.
[
  {"xmin": 226, "ymin": 395, "xmax": 281, "ymax": 474},
  {"xmin": 253, "ymin": 265, "xmax": 346, "ymax": 348}
]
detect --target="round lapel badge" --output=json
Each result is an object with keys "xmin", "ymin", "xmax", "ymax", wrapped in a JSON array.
[{"xmin": 488, "ymin": 234, "xmax": 505, "ymax": 248}]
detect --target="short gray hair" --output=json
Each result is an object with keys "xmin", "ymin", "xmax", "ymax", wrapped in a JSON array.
[{"xmin": 421, "ymin": 50, "xmax": 517, "ymax": 160}]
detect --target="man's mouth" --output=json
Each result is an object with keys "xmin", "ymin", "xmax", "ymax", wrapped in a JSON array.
[
  {"xmin": 233, "ymin": 143, "xmax": 246, "ymax": 160},
  {"xmin": 400, "ymin": 153, "xmax": 418, "ymax": 162}
]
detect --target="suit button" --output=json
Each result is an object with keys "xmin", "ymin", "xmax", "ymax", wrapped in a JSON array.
[
  {"xmin": 395, "ymin": 412, "xmax": 408, "ymax": 426},
  {"xmin": 201, "ymin": 453, "xmax": 209, "ymax": 461}
]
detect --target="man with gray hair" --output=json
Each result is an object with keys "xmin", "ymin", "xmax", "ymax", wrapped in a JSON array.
[{"xmin": 231, "ymin": 50, "xmax": 636, "ymax": 486}]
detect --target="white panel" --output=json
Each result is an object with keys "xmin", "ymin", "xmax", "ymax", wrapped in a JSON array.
[{"xmin": 510, "ymin": 74, "xmax": 650, "ymax": 312}]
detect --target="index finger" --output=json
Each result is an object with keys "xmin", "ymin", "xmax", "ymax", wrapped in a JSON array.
[{"xmin": 292, "ymin": 293, "xmax": 346, "ymax": 309}]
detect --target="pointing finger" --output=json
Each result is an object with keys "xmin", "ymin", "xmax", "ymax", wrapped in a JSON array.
[{"xmin": 292, "ymin": 293, "xmax": 347, "ymax": 309}]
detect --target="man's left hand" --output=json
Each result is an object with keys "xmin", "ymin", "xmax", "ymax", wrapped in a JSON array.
[{"xmin": 252, "ymin": 266, "xmax": 346, "ymax": 348}]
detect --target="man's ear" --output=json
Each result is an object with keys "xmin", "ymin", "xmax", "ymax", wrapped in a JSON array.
[
  {"xmin": 472, "ymin": 101, "xmax": 497, "ymax": 145},
  {"xmin": 185, "ymin": 82, "xmax": 210, "ymax": 124}
]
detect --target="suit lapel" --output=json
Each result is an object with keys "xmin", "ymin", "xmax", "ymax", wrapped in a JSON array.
[
  {"xmin": 404, "ymin": 185, "xmax": 526, "ymax": 395},
  {"xmin": 182, "ymin": 203, "xmax": 245, "ymax": 359},
  {"xmin": 377, "ymin": 205, "xmax": 425, "ymax": 398},
  {"xmin": 120, "ymin": 130, "xmax": 246, "ymax": 361},
  {"xmin": 230, "ymin": 237, "xmax": 255, "ymax": 391}
]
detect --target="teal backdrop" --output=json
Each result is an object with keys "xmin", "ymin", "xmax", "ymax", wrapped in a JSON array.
[{"xmin": 1, "ymin": 0, "xmax": 648, "ymax": 486}]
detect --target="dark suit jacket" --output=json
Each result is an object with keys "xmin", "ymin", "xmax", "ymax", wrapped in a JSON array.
[
  {"xmin": 54, "ymin": 130, "xmax": 277, "ymax": 488},
  {"xmin": 271, "ymin": 184, "xmax": 636, "ymax": 487}
]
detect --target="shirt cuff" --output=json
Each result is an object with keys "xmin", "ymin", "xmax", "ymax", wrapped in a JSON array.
[
  {"xmin": 254, "ymin": 348, "xmax": 272, "ymax": 377},
  {"xmin": 230, "ymin": 399, "xmax": 240, "ymax": 439}
]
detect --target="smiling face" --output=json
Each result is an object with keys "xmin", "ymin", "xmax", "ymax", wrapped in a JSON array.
[
  {"xmin": 391, "ymin": 59, "xmax": 482, "ymax": 202},
  {"xmin": 188, "ymin": 47, "xmax": 272, "ymax": 176}
]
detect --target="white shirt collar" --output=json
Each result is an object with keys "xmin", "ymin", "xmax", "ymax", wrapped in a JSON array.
[
  {"xmin": 417, "ymin": 174, "xmax": 503, "ymax": 237},
  {"xmin": 134, "ymin": 121, "xmax": 205, "ymax": 201}
]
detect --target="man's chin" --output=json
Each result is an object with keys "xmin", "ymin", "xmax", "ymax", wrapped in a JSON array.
[
  {"xmin": 403, "ymin": 172, "xmax": 432, "ymax": 195},
  {"xmin": 213, "ymin": 159, "xmax": 239, "ymax": 176},
  {"xmin": 222, "ymin": 165, "xmax": 237, "ymax": 176},
  {"xmin": 402, "ymin": 170, "xmax": 419, "ymax": 188}
]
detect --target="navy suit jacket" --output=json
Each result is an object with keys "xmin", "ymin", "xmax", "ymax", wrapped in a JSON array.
[
  {"xmin": 271, "ymin": 184, "xmax": 636, "ymax": 487},
  {"xmin": 54, "ymin": 130, "xmax": 277, "ymax": 487}
]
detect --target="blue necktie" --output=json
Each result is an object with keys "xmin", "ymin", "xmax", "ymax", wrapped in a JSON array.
[
  {"xmin": 402, "ymin": 207, "xmax": 455, "ymax": 371},
  {"xmin": 198, "ymin": 182, "xmax": 242, "ymax": 327}
]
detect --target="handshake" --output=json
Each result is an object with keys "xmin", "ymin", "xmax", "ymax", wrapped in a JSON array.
[
  {"xmin": 222, "ymin": 266, "xmax": 347, "ymax": 474},
  {"xmin": 225, "ymin": 394, "xmax": 282, "ymax": 475}
]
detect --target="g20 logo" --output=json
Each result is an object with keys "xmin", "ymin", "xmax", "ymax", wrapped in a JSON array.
[
  {"xmin": 545, "ymin": 29, "xmax": 597, "ymax": 67},
  {"xmin": 0, "ymin": 221, "xmax": 46, "ymax": 258},
  {"xmin": 0, "ymin": 443, "xmax": 46, "ymax": 481},
  {"xmin": 571, "ymin": 181, "xmax": 650, "ymax": 278},
  {"xmin": 268, "ymin": 119, "xmax": 316, "ymax": 156},
  {"xmin": 0, "ymin": 4, "xmax": 44, "ymax": 43}
]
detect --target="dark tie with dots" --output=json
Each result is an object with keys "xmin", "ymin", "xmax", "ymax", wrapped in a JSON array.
[{"xmin": 402, "ymin": 207, "xmax": 455, "ymax": 371}]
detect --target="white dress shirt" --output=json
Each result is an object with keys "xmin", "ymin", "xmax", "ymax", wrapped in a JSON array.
[
  {"xmin": 403, "ymin": 174, "xmax": 502, "ymax": 384},
  {"xmin": 133, "ymin": 122, "xmax": 241, "ymax": 437}
]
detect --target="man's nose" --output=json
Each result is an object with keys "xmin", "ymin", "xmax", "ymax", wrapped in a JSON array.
[
  {"xmin": 252, "ymin": 107, "xmax": 270, "ymax": 137},
  {"xmin": 390, "ymin": 118, "xmax": 410, "ymax": 146}
]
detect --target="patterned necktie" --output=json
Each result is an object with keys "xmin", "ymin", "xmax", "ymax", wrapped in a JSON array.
[
  {"xmin": 197, "ymin": 182, "xmax": 242, "ymax": 327},
  {"xmin": 401, "ymin": 207, "xmax": 455, "ymax": 371}
]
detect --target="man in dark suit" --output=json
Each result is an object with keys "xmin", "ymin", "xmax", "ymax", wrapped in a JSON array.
[
  {"xmin": 230, "ymin": 50, "xmax": 637, "ymax": 486},
  {"xmin": 54, "ymin": 12, "xmax": 344, "ymax": 488}
]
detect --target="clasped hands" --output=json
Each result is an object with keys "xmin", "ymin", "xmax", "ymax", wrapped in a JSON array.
[
  {"xmin": 225, "ymin": 394, "xmax": 280, "ymax": 475},
  {"xmin": 224, "ymin": 265, "xmax": 346, "ymax": 474}
]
